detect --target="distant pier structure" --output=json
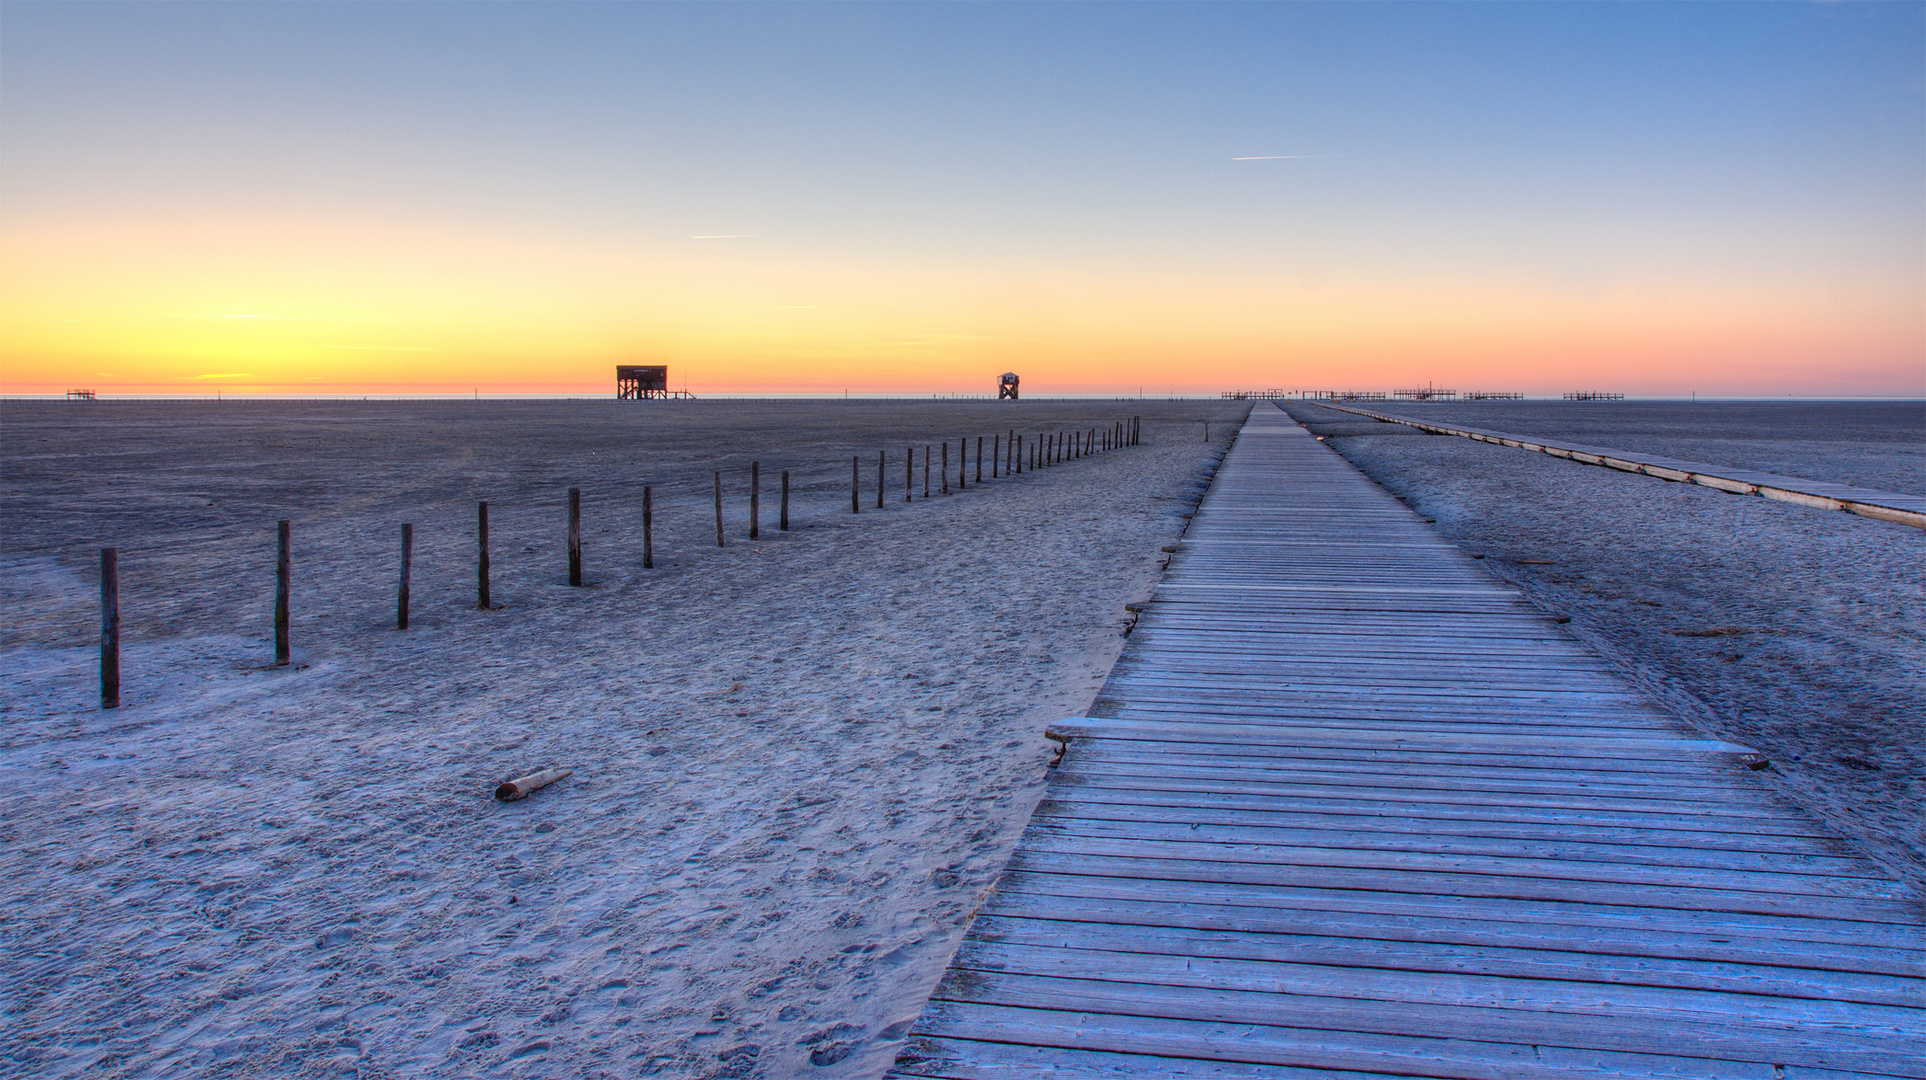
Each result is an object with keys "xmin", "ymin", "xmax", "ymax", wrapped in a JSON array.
[
  {"xmin": 1564, "ymin": 391, "xmax": 1625, "ymax": 401},
  {"xmin": 65, "ymin": 389, "xmax": 97, "ymax": 402},
  {"xmin": 1221, "ymin": 390, "xmax": 1389, "ymax": 401},
  {"xmin": 998, "ymin": 372, "xmax": 1020, "ymax": 400},
  {"xmin": 616, "ymin": 366, "xmax": 695, "ymax": 400}
]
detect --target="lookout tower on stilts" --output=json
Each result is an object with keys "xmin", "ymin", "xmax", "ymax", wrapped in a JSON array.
[
  {"xmin": 998, "ymin": 372, "xmax": 1020, "ymax": 400},
  {"xmin": 616, "ymin": 365, "xmax": 694, "ymax": 400}
]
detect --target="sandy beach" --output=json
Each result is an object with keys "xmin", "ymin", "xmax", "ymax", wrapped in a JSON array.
[
  {"xmin": 6, "ymin": 396, "xmax": 1921, "ymax": 1079},
  {"xmin": 1284, "ymin": 400, "xmax": 1926, "ymax": 902},
  {"xmin": 0, "ymin": 399, "xmax": 1245, "ymax": 1079}
]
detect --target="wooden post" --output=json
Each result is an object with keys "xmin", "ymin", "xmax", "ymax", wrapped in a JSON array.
[
  {"xmin": 642, "ymin": 487, "xmax": 653, "ymax": 569},
  {"xmin": 941, "ymin": 441, "xmax": 950, "ymax": 494},
  {"xmin": 275, "ymin": 520, "xmax": 290, "ymax": 665},
  {"xmin": 956, "ymin": 439, "xmax": 965, "ymax": 490},
  {"xmin": 568, "ymin": 488, "xmax": 582, "ymax": 586},
  {"xmin": 992, "ymin": 433, "xmax": 1000, "ymax": 478},
  {"xmin": 100, "ymin": 547, "xmax": 119, "ymax": 709},
  {"xmin": 851, "ymin": 456, "xmax": 860, "ymax": 513},
  {"xmin": 781, "ymin": 471, "xmax": 791, "ymax": 530},
  {"xmin": 714, "ymin": 472, "xmax": 725, "ymax": 546},
  {"xmin": 905, "ymin": 447, "xmax": 913, "ymax": 501},
  {"xmin": 1015, "ymin": 435, "xmax": 1022, "ymax": 474},
  {"xmin": 1205, "ymin": 420, "xmax": 1209, "ymax": 442},
  {"xmin": 751, "ymin": 461, "xmax": 761, "ymax": 539},
  {"xmin": 977, "ymin": 436, "xmax": 984, "ymax": 483},
  {"xmin": 877, "ymin": 451, "xmax": 885, "ymax": 508},
  {"xmin": 1133, "ymin": 415, "xmax": 1139, "ymax": 445},
  {"xmin": 477, "ymin": 501, "xmax": 491, "ymax": 608},
  {"xmin": 397, "ymin": 524, "xmax": 412, "ymax": 630},
  {"xmin": 923, "ymin": 446, "xmax": 931, "ymax": 498},
  {"xmin": 1006, "ymin": 430, "xmax": 1014, "ymax": 474}
]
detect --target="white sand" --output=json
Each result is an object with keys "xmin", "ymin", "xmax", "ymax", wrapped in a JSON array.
[
  {"xmin": 1286, "ymin": 401, "xmax": 1926, "ymax": 903},
  {"xmin": 0, "ymin": 400, "xmax": 1244, "ymax": 1079}
]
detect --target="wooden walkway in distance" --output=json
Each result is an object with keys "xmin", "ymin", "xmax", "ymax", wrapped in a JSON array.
[
  {"xmin": 1321, "ymin": 402, "xmax": 1926, "ymax": 530},
  {"xmin": 889, "ymin": 403, "xmax": 1925, "ymax": 1079}
]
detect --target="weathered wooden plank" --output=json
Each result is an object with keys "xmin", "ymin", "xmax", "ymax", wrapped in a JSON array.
[
  {"xmin": 922, "ymin": 972, "xmax": 1922, "ymax": 1075},
  {"xmin": 1028, "ymin": 802, "xmax": 1858, "ymax": 858},
  {"xmin": 1061, "ymin": 763, "xmax": 1764, "ymax": 803},
  {"xmin": 986, "ymin": 870, "xmax": 1926, "ymax": 952},
  {"xmin": 1046, "ymin": 776, "xmax": 1796, "ymax": 818},
  {"xmin": 1040, "ymin": 793, "xmax": 1833, "ymax": 843},
  {"xmin": 947, "ymin": 938, "xmax": 1926, "ymax": 1031},
  {"xmin": 1002, "ymin": 849, "xmax": 1919, "ymax": 921},
  {"xmin": 962, "ymin": 915, "xmax": 1923, "ymax": 1007},
  {"xmin": 894, "ymin": 1028, "xmax": 1918, "ymax": 1080},
  {"xmin": 1028, "ymin": 818, "xmax": 1886, "ymax": 880},
  {"xmin": 975, "ymin": 895, "xmax": 1926, "ymax": 980},
  {"xmin": 1012, "ymin": 831, "xmax": 1899, "ymax": 900},
  {"xmin": 1067, "ymin": 745, "xmax": 1740, "ymax": 781},
  {"xmin": 1034, "ymin": 792, "xmax": 1845, "ymax": 844}
]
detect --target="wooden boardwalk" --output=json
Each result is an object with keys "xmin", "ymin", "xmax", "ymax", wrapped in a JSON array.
[{"xmin": 889, "ymin": 403, "xmax": 1925, "ymax": 1079}]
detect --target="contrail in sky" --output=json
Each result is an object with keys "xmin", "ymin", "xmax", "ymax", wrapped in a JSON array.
[{"xmin": 1232, "ymin": 155, "xmax": 1331, "ymax": 160}]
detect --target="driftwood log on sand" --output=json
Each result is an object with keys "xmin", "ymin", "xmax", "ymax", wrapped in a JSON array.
[{"xmin": 495, "ymin": 767, "xmax": 574, "ymax": 802}]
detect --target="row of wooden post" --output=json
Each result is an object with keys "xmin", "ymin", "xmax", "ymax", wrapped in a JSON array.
[
  {"xmin": 843, "ymin": 416, "xmax": 1141, "ymax": 515},
  {"xmin": 95, "ymin": 417, "xmax": 1141, "ymax": 708}
]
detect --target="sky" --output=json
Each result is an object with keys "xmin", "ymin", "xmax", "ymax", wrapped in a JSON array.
[{"xmin": 2, "ymin": 2, "xmax": 1921, "ymax": 397}]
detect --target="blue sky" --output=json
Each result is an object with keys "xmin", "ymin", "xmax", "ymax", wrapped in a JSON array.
[{"xmin": 4, "ymin": 2, "xmax": 1921, "ymax": 394}]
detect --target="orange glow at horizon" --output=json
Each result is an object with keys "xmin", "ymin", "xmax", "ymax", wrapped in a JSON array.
[{"xmin": 4, "ymin": 209, "xmax": 1920, "ymax": 398}]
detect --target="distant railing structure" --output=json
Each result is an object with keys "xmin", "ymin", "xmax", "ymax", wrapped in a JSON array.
[
  {"xmin": 1391, "ymin": 385, "xmax": 1457, "ymax": 401},
  {"xmin": 1221, "ymin": 390, "xmax": 1390, "ymax": 401},
  {"xmin": 1463, "ymin": 391, "xmax": 1525, "ymax": 401},
  {"xmin": 1564, "ymin": 392, "xmax": 1626, "ymax": 401},
  {"xmin": 65, "ymin": 389, "xmax": 96, "ymax": 401}
]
